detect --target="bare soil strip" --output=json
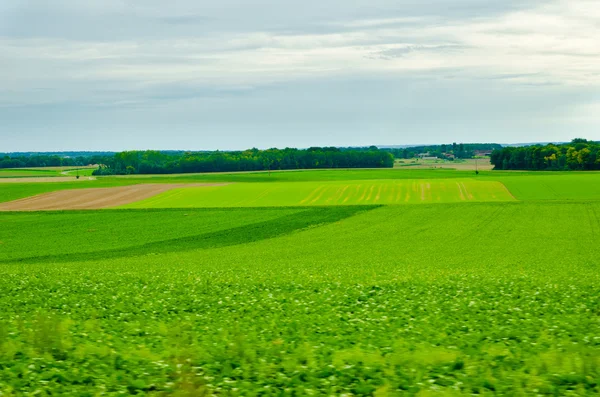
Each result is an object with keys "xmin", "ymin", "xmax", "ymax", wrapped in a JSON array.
[{"xmin": 0, "ymin": 184, "xmax": 227, "ymax": 211}]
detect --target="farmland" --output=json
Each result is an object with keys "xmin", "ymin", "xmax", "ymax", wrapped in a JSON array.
[
  {"xmin": 122, "ymin": 179, "xmax": 514, "ymax": 208},
  {"xmin": 1, "ymin": 169, "xmax": 600, "ymax": 395},
  {"xmin": 4, "ymin": 169, "xmax": 600, "ymax": 205},
  {"xmin": 0, "ymin": 167, "xmax": 96, "ymax": 178}
]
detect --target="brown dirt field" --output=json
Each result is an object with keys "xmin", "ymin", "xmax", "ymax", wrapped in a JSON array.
[{"xmin": 0, "ymin": 183, "xmax": 228, "ymax": 211}]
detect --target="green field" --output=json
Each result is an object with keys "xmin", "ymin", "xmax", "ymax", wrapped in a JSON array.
[
  {"xmin": 4, "ymin": 169, "xmax": 600, "ymax": 205},
  {"xmin": 0, "ymin": 167, "xmax": 96, "ymax": 178},
  {"xmin": 500, "ymin": 174, "xmax": 600, "ymax": 200},
  {"xmin": 122, "ymin": 179, "xmax": 514, "ymax": 208},
  {"xmin": 1, "ymin": 169, "xmax": 600, "ymax": 395},
  {"xmin": 61, "ymin": 168, "xmax": 96, "ymax": 177},
  {"xmin": 0, "ymin": 169, "xmax": 61, "ymax": 178}
]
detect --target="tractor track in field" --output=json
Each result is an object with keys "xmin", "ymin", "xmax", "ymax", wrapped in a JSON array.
[
  {"xmin": 0, "ymin": 183, "xmax": 228, "ymax": 211},
  {"xmin": 586, "ymin": 204, "xmax": 600, "ymax": 238},
  {"xmin": 444, "ymin": 205, "xmax": 508, "ymax": 246}
]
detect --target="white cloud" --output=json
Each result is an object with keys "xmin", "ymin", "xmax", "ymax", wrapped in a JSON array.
[{"xmin": 0, "ymin": 0, "xmax": 598, "ymax": 108}]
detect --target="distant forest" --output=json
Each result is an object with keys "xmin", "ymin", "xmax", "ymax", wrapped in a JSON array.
[
  {"xmin": 381, "ymin": 143, "xmax": 501, "ymax": 159},
  {"xmin": 92, "ymin": 147, "xmax": 395, "ymax": 175},
  {"xmin": 6, "ymin": 140, "xmax": 599, "ymax": 173},
  {"xmin": 0, "ymin": 154, "xmax": 112, "ymax": 169},
  {"xmin": 490, "ymin": 139, "xmax": 600, "ymax": 170}
]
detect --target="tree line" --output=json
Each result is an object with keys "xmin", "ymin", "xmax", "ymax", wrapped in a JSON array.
[
  {"xmin": 382, "ymin": 143, "xmax": 501, "ymax": 159},
  {"xmin": 490, "ymin": 139, "xmax": 600, "ymax": 170},
  {"xmin": 0, "ymin": 154, "xmax": 111, "ymax": 169},
  {"xmin": 92, "ymin": 147, "xmax": 395, "ymax": 175},
  {"xmin": 1, "ymin": 143, "xmax": 499, "ymax": 171}
]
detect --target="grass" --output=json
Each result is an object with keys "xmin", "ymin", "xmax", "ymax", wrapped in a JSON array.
[
  {"xmin": 0, "ymin": 169, "xmax": 61, "ymax": 178},
  {"xmin": 0, "ymin": 171, "xmax": 476, "ymax": 204},
  {"xmin": 0, "ymin": 207, "xmax": 370, "ymax": 264},
  {"xmin": 500, "ymin": 174, "xmax": 600, "ymax": 200},
  {"xmin": 0, "ymin": 181, "xmax": 101, "ymax": 203},
  {"xmin": 3, "ymin": 169, "xmax": 600, "ymax": 205},
  {"xmin": 2, "ymin": 168, "xmax": 600, "ymax": 395},
  {"xmin": 3, "ymin": 166, "xmax": 96, "ymax": 172},
  {"xmin": 61, "ymin": 168, "xmax": 96, "ymax": 177},
  {"xmin": 112, "ymin": 168, "xmax": 476, "ymax": 182},
  {"xmin": 0, "ymin": 167, "xmax": 96, "ymax": 178},
  {"xmin": 122, "ymin": 179, "xmax": 515, "ymax": 208},
  {"xmin": 1, "ymin": 202, "xmax": 600, "ymax": 394},
  {"xmin": 0, "ymin": 208, "xmax": 306, "ymax": 262}
]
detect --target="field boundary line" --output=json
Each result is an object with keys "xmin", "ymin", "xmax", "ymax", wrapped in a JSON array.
[{"xmin": 497, "ymin": 182, "xmax": 518, "ymax": 201}]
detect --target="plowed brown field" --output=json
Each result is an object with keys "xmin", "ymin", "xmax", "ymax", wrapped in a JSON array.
[{"xmin": 0, "ymin": 184, "xmax": 227, "ymax": 211}]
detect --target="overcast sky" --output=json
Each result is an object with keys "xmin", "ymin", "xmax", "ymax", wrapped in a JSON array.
[{"xmin": 1, "ymin": 0, "xmax": 599, "ymax": 151}]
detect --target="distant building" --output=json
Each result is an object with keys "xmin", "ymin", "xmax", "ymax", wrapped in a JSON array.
[{"xmin": 474, "ymin": 150, "xmax": 493, "ymax": 157}]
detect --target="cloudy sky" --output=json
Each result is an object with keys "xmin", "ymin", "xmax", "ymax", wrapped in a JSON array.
[{"xmin": 1, "ymin": 0, "xmax": 599, "ymax": 151}]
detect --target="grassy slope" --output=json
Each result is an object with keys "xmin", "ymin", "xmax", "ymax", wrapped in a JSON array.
[
  {"xmin": 0, "ymin": 208, "xmax": 307, "ymax": 262},
  {"xmin": 122, "ymin": 179, "xmax": 514, "ymax": 208},
  {"xmin": 1, "ymin": 202, "xmax": 600, "ymax": 394}
]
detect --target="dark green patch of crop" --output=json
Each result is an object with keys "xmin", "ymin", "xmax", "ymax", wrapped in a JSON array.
[{"xmin": 0, "ymin": 206, "xmax": 374, "ymax": 264}]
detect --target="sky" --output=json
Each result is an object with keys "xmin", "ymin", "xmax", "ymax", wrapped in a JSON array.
[{"xmin": 1, "ymin": 0, "xmax": 599, "ymax": 151}]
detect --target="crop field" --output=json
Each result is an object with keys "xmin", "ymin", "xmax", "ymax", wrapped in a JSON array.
[
  {"xmin": 122, "ymin": 179, "xmax": 514, "ymax": 208},
  {"xmin": 0, "ymin": 169, "xmax": 61, "ymax": 178},
  {"xmin": 0, "ymin": 167, "xmax": 96, "ymax": 178},
  {"xmin": 61, "ymin": 168, "xmax": 96, "ymax": 177},
  {"xmin": 0, "ymin": 184, "xmax": 227, "ymax": 211},
  {"xmin": 3, "ymin": 169, "xmax": 600, "ymax": 205},
  {"xmin": 499, "ymin": 174, "xmax": 600, "ymax": 201},
  {"xmin": 1, "ymin": 169, "xmax": 600, "ymax": 395}
]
